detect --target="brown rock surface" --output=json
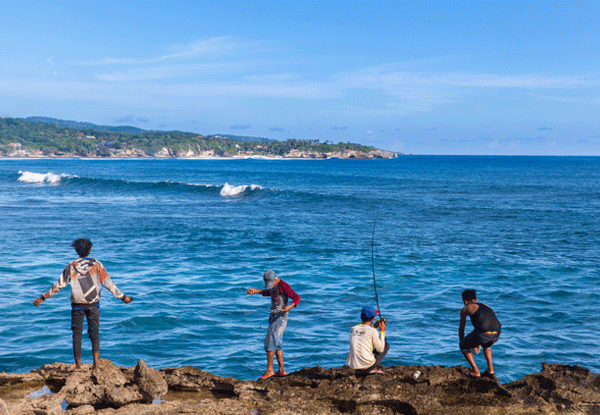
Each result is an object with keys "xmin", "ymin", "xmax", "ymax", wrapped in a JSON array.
[{"xmin": 1, "ymin": 361, "xmax": 599, "ymax": 414}]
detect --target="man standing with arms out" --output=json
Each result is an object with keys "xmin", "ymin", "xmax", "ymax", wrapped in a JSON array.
[
  {"xmin": 459, "ymin": 289, "xmax": 501, "ymax": 378},
  {"xmin": 347, "ymin": 306, "xmax": 389, "ymax": 375},
  {"xmin": 33, "ymin": 238, "xmax": 132, "ymax": 369},
  {"xmin": 247, "ymin": 270, "xmax": 300, "ymax": 380}
]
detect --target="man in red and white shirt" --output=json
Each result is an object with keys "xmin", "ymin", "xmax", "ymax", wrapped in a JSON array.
[{"xmin": 247, "ymin": 270, "xmax": 300, "ymax": 379}]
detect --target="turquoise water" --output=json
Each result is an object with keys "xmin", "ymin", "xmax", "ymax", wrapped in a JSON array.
[{"xmin": 1, "ymin": 156, "xmax": 598, "ymax": 384}]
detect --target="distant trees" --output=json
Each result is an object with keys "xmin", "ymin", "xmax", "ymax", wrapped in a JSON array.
[{"xmin": 0, "ymin": 117, "xmax": 379, "ymax": 158}]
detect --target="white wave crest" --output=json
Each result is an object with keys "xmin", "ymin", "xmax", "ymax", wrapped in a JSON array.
[
  {"xmin": 18, "ymin": 171, "xmax": 77, "ymax": 185},
  {"xmin": 220, "ymin": 182, "xmax": 263, "ymax": 197}
]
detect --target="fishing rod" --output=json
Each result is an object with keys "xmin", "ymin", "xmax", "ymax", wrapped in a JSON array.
[{"xmin": 371, "ymin": 218, "xmax": 387, "ymax": 325}]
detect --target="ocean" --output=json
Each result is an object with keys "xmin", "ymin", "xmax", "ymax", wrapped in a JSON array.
[{"xmin": 0, "ymin": 156, "xmax": 598, "ymax": 384}]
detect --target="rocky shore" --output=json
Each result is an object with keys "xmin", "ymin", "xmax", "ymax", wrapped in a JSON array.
[
  {"xmin": 1, "ymin": 148, "xmax": 398, "ymax": 160},
  {"xmin": 2, "ymin": 360, "xmax": 599, "ymax": 414}
]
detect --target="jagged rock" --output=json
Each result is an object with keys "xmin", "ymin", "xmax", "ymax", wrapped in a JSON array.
[
  {"xmin": 0, "ymin": 372, "xmax": 45, "ymax": 386},
  {"xmin": 33, "ymin": 362, "xmax": 87, "ymax": 392},
  {"xmin": 61, "ymin": 359, "xmax": 142, "ymax": 408},
  {"xmin": 10, "ymin": 393, "xmax": 64, "ymax": 415},
  {"xmin": 67, "ymin": 404, "xmax": 96, "ymax": 414},
  {"xmin": 2, "ymin": 361, "xmax": 600, "ymax": 414},
  {"xmin": 63, "ymin": 373, "xmax": 105, "ymax": 407},
  {"xmin": 0, "ymin": 398, "xmax": 9, "ymax": 415},
  {"xmin": 92, "ymin": 359, "xmax": 127, "ymax": 387},
  {"xmin": 133, "ymin": 360, "xmax": 167, "ymax": 402},
  {"xmin": 103, "ymin": 385, "xmax": 143, "ymax": 407}
]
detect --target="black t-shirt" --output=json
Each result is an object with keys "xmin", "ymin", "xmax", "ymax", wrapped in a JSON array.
[{"xmin": 470, "ymin": 303, "xmax": 501, "ymax": 333}]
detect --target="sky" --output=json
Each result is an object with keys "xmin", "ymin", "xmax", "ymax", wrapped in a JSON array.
[{"xmin": 1, "ymin": 0, "xmax": 599, "ymax": 155}]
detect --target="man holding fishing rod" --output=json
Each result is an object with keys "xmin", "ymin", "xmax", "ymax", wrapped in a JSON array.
[
  {"xmin": 347, "ymin": 220, "xmax": 389, "ymax": 374},
  {"xmin": 347, "ymin": 306, "xmax": 389, "ymax": 375}
]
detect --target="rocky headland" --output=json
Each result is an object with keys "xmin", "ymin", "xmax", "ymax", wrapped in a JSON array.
[
  {"xmin": 1, "ymin": 360, "xmax": 599, "ymax": 414},
  {"xmin": 2, "ymin": 147, "xmax": 398, "ymax": 159}
]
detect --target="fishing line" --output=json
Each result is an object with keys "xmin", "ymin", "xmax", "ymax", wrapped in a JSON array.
[{"xmin": 371, "ymin": 217, "xmax": 387, "ymax": 324}]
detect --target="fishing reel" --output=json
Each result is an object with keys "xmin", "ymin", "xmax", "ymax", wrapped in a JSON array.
[{"xmin": 374, "ymin": 317, "xmax": 388, "ymax": 327}]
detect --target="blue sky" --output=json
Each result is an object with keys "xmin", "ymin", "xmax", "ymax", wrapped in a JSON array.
[{"xmin": 2, "ymin": 0, "xmax": 599, "ymax": 155}]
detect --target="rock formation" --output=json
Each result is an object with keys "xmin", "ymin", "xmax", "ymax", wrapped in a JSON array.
[{"xmin": 1, "ymin": 360, "xmax": 599, "ymax": 414}]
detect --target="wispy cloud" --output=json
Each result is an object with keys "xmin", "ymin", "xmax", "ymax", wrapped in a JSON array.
[
  {"xmin": 94, "ymin": 62, "xmax": 243, "ymax": 82},
  {"xmin": 329, "ymin": 65, "xmax": 600, "ymax": 116},
  {"xmin": 433, "ymin": 73, "xmax": 600, "ymax": 89},
  {"xmin": 70, "ymin": 37, "xmax": 238, "ymax": 66},
  {"xmin": 336, "ymin": 66, "xmax": 600, "ymax": 93}
]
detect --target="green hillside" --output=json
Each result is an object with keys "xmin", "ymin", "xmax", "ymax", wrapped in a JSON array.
[{"xmin": 0, "ymin": 117, "xmax": 392, "ymax": 158}]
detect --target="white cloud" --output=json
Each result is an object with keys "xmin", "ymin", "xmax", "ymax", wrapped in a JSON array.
[
  {"xmin": 433, "ymin": 73, "xmax": 600, "ymax": 89},
  {"xmin": 68, "ymin": 37, "xmax": 239, "ymax": 66}
]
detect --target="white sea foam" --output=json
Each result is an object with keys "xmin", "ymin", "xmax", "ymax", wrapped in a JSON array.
[
  {"xmin": 18, "ymin": 171, "xmax": 77, "ymax": 185},
  {"xmin": 220, "ymin": 182, "xmax": 263, "ymax": 197}
]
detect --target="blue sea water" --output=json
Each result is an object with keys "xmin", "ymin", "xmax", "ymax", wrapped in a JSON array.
[{"xmin": 0, "ymin": 156, "xmax": 599, "ymax": 384}]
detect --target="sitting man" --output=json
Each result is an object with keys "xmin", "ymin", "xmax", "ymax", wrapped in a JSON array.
[{"xmin": 347, "ymin": 306, "xmax": 389, "ymax": 375}]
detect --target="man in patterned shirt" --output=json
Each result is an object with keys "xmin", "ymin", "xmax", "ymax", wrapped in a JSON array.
[
  {"xmin": 247, "ymin": 270, "xmax": 300, "ymax": 379},
  {"xmin": 33, "ymin": 238, "xmax": 132, "ymax": 369}
]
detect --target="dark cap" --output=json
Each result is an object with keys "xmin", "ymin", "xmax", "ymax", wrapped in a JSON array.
[{"xmin": 263, "ymin": 270, "xmax": 278, "ymax": 289}]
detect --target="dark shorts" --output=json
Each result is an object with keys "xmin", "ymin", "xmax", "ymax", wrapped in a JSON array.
[
  {"xmin": 358, "ymin": 341, "xmax": 390, "ymax": 373},
  {"xmin": 460, "ymin": 330, "xmax": 500, "ymax": 351}
]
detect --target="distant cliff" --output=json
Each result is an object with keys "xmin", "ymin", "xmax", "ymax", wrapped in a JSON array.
[{"xmin": 0, "ymin": 117, "xmax": 398, "ymax": 159}]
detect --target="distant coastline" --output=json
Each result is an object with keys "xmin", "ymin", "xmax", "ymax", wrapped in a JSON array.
[
  {"xmin": 0, "ymin": 148, "xmax": 398, "ymax": 160},
  {"xmin": 0, "ymin": 117, "xmax": 399, "ymax": 160}
]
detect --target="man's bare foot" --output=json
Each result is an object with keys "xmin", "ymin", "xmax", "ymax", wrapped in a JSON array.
[
  {"xmin": 275, "ymin": 371, "xmax": 288, "ymax": 377},
  {"xmin": 464, "ymin": 369, "xmax": 481, "ymax": 378},
  {"xmin": 259, "ymin": 371, "xmax": 275, "ymax": 380}
]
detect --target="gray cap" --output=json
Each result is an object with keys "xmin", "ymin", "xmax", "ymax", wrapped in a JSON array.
[{"xmin": 263, "ymin": 270, "xmax": 278, "ymax": 289}]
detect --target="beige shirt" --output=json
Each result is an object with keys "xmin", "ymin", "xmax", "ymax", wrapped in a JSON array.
[{"xmin": 347, "ymin": 323, "xmax": 386, "ymax": 370}]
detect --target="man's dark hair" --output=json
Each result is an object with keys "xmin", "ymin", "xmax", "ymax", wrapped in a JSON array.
[
  {"xmin": 462, "ymin": 289, "xmax": 477, "ymax": 303},
  {"xmin": 361, "ymin": 313, "xmax": 374, "ymax": 323},
  {"xmin": 71, "ymin": 238, "xmax": 93, "ymax": 258}
]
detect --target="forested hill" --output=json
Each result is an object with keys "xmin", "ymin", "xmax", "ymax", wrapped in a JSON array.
[{"xmin": 0, "ymin": 117, "xmax": 397, "ymax": 159}]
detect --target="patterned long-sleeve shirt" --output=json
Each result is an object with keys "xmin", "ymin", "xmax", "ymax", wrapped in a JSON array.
[
  {"xmin": 260, "ymin": 279, "xmax": 300, "ymax": 315},
  {"xmin": 43, "ymin": 258, "xmax": 124, "ymax": 304}
]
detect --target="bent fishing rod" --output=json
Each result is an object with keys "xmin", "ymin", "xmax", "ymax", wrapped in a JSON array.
[{"xmin": 371, "ymin": 218, "xmax": 387, "ymax": 325}]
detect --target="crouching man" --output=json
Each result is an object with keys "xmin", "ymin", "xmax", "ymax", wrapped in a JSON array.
[{"xmin": 347, "ymin": 306, "xmax": 389, "ymax": 375}]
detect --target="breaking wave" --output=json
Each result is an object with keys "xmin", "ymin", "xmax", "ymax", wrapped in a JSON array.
[
  {"xmin": 17, "ymin": 171, "xmax": 266, "ymax": 198},
  {"xmin": 220, "ymin": 182, "xmax": 264, "ymax": 197},
  {"xmin": 17, "ymin": 171, "xmax": 78, "ymax": 185}
]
